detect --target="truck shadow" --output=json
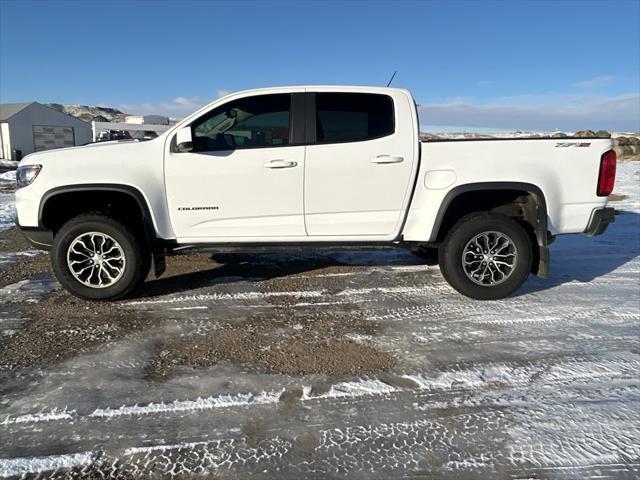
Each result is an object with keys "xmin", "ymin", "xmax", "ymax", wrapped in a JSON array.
[
  {"xmin": 133, "ymin": 249, "xmax": 426, "ymax": 300},
  {"xmin": 132, "ymin": 210, "xmax": 639, "ymax": 300}
]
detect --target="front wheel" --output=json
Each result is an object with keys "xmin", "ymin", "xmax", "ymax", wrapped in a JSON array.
[
  {"xmin": 439, "ymin": 213, "xmax": 532, "ymax": 300},
  {"xmin": 51, "ymin": 214, "xmax": 150, "ymax": 300}
]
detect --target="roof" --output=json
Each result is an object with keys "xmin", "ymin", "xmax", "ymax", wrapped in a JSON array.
[
  {"xmin": 217, "ymin": 85, "xmax": 408, "ymax": 99},
  {"xmin": 0, "ymin": 102, "xmax": 34, "ymax": 121},
  {"xmin": 0, "ymin": 102, "xmax": 90, "ymax": 127}
]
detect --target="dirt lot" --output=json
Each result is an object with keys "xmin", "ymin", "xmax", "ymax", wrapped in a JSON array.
[
  {"xmin": 0, "ymin": 240, "xmax": 394, "ymax": 378},
  {"xmin": 1, "ymin": 161, "xmax": 639, "ymax": 479}
]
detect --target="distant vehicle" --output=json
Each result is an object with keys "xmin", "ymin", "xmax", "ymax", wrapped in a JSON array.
[
  {"xmin": 142, "ymin": 131, "xmax": 158, "ymax": 139},
  {"xmin": 14, "ymin": 86, "xmax": 616, "ymax": 300},
  {"xmin": 95, "ymin": 131, "xmax": 110, "ymax": 142},
  {"xmin": 95, "ymin": 130, "xmax": 132, "ymax": 142}
]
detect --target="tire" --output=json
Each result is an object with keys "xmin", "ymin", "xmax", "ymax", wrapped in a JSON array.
[
  {"xmin": 51, "ymin": 214, "xmax": 150, "ymax": 301},
  {"xmin": 438, "ymin": 213, "xmax": 532, "ymax": 300}
]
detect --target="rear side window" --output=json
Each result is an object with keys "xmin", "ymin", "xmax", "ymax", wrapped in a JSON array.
[
  {"xmin": 191, "ymin": 94, "xmax": 290, "ymax": 151},
  {"xmin": 315, "ymin": 93, "xmax": 394, "ymax": 144}
]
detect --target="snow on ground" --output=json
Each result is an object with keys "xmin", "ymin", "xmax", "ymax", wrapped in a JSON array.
[
  {"xmin": 612, "ymin": 131, "xmax": 640, "ymax": 138},
  {"xmin": 0, "ymin": 170, "xmax": 16, "ymax": 182},
  {"xmin": 0, "ymin": 170, "xmax": 17, "ymax": 231},
  {"xmin": 0, "ymin": 277, "xmax": 58, "ymax": 303},
  {"xmin": 0, "ymin": 452, "xmax": 97, "ymax": 478},
  {"xmin": 0, "ymin": 159, "xmax": 19, "ymax": 169},
  {"xmin": 0, "ymin": 161, "xmax": 638, "ymax": 479},
  {"xmin": 613, "ymin": 159, "xmax": 640, "ymax": 210},
  {"xmin": 0, "ymin": 195, "xmax": 16, "ymax": 231},
  {"xmin": 0, "ymin": 250, "xmax": 41, "ymax": 267}
]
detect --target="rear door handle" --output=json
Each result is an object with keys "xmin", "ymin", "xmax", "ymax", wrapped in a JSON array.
[
  {"xmin": 370, "ymin": 155, "xmax": 404, "ymax": 164},
  {"xmin": 264, "ymin": 159, "xmax": 298, "ymax": 169}
]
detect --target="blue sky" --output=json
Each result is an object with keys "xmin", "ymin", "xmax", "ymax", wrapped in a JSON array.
[{"xmin": 1, "ymin": 0, "xmax": 639, "ymax": 131}]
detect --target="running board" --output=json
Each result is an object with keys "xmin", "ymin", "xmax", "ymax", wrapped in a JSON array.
[{"xmin": 168, "ymin": 242, "xmax": 407, "ymax": 255}]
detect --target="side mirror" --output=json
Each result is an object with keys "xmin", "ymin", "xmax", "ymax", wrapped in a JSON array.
[{"xmin": 175, "ymin": 126, "xmax": 193, "ymax": 153}]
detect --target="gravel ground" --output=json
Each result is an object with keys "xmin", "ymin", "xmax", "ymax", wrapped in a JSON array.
[{"xmin": 0, "ymin": 161, "xmax": 639, "ymax": 479}]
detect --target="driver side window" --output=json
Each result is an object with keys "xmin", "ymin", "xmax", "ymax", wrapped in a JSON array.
[{"xmin": 191, "ymin": 94, "xmax": 291, "ymax": 152}]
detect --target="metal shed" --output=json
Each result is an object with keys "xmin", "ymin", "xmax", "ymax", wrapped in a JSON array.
[{"xmin": 0, "ymin": 102, "xmax": 92, "ymax": 160}]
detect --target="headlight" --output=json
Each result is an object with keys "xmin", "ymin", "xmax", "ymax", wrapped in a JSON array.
[{"xmin": 16, "ymin": 165, "xmax": 42, "ymax": 189}]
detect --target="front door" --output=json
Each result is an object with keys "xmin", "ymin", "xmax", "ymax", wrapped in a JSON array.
[
  {"xmin": 165, "ymin": 93, "xmax": 306, "ymax": 240},
  {"xmin": 304, "ymin": 91, "xmax": 417, "ymax": 237}
]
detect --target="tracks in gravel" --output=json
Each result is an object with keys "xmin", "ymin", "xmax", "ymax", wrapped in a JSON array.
[
  {"xmin": 3, "ymin": 393, "xmax": 639, "ymax": 479},
  {"xmin": 3, "ymin": 255, "xmax": 639, "ymax": 477},
  {"xmin": 2, "ymin": 351, "xmax": 639, "ymax": 478}
]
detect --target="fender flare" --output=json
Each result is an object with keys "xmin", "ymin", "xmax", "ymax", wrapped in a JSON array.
[
  {"xmin": 429, "ymin": 181, "xmax": 549, "ymax": 277},
  {"xmin": 39, "ymin": 183, "xmax": 157, "ymax": 242}
]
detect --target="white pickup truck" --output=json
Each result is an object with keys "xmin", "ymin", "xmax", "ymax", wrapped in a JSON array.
[{"xmin": 14, "ymin": 86, "xmax": 617, "ymax": 301}]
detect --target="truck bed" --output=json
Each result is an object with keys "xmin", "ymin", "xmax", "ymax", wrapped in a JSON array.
[{"xmin": 401, "ymin": 137, "xmax": 613, "ymax": 241}]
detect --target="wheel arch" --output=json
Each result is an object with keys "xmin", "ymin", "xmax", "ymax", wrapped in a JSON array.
[
  {"xmin": 39, "ymin": 184, "xmax": 158, "ymax": 245},
  {"xmin": 429, "ymin": 182, "xmax": 550, "ymax": 277}
]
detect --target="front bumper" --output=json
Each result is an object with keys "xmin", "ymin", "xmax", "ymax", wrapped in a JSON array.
[
  {"xmin": 584, "ymin": 207, "xmax": 615, "ymax": 237},
  {"xmin": 18, "ymin": 224, "xmax": 53, "ymax": 251}
]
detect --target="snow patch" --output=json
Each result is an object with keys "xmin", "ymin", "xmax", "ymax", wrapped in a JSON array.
[
  {"xmin": 169, "ymin": 305, "xmax": 208, "ymax": 311},
  {"xmin": 0, "ymin": 170, "xmax": 16, "ymax": 183},
  {"xmin": 0, "ymin": 250, "xmax": 42, "ymax": 266},
  {"xmin": 337, "ymin": 286, "xmax": 429, "ymax": 296},
  {"xmin": 293, "ymin": 301, "xmax": 344, "ymax": 307},
  {"xmin": 1, "ymin": 409, "xmax": 75, "ymax": 426},
  {"xmin": 89, "ymin": 389, "xmax": 284, "ymax": 418},
  {"xmin": 0, "ymin": 451, "xmax": 97, "ymax": 477},
  {"xmin": 0, "ymin": 278, "xmax": 58, "ymax": 302},
  {"xmin": 0, "ymin": 191, "xmax": 16, "ymax": 231},
  {"xmin": 303, "ymin": 378, "xmax": 398, "ymax": 400},
  {"xmin": 128, "ymin": 285, "xmax": 437, "ymax": 307},
  {"xmin": 611, "ymin": 159, "xmax": 640, "ymax": 211},
  {"xmin": 0, "ymin": 170, "xmax": 16, "ymax": 231},
  {"xmin": 0, "ymin": 159, "xmax": 19, "ymax": 169},
  {"xmin": 127, "ymin": 289, "xmax": 324, "ymax": 306},
  {"xmin": 124, "ymin": 441, "xmax": 209, "ymax": 455},
  {"xmin": 344, "ymin": 332, "xmax": 375, "ymax": 343}
]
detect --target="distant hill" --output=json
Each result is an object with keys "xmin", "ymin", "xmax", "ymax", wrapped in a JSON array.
[{"xmin": 46, "ymin": 104, "xmax": 129, "ymax": 123}]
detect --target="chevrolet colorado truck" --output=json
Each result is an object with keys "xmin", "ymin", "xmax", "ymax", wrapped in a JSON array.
[{"xmin": 14, "ymin": 86, "xmax": 617, "ymax": 300}]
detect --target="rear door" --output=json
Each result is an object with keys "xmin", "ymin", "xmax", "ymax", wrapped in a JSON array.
[{"xmin": 304, "ymin": 90, "xmax": 418, "ymax": 237}]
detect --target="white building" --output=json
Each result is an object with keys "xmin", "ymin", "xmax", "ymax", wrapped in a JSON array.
[
  {"xmin": 0, "ymin": 102, "xmax": 92, "ymax": 160},
  {"xmin": 124, "ymin": 114, "xmax": 169, "ymax": 125}
]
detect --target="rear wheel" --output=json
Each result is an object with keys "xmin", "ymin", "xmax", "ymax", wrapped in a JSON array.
[
  {"xmin": 439, "ymin": 213, "xmax": 532, "ymax": 300},
  {"xmin": 51, "ymin": 214, "xmax": 150, "ymax": 300}
]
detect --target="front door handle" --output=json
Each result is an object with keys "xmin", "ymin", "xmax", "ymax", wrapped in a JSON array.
[
  {"xmin": 371, "ymin": 155, "xmax": 404, "ymax": 164},
  {"xmin": 264, "ymin": 159, "xmax": 298, "ymax": 169}
]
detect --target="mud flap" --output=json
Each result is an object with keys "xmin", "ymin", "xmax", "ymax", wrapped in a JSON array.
[
  {"xmin": 537, "ymin": 245, "xmax": 549, "ymax": 278},
  {"xmin": 153, "ymin": 250, "xmax": 166, "ymax": 278},
  {"xmin": 531, "ymin": 203, "xmax": 549, "ymax": 278}
]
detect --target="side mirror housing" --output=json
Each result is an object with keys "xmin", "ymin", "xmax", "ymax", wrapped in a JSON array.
[{"xmin": 175, "ymin": 126, "xmax": 193, "ymax": 152}]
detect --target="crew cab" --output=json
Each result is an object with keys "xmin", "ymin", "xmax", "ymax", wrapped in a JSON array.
[{"xmin": 14, "ymin": 86, "xmax": 617, "ymax": 300}]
